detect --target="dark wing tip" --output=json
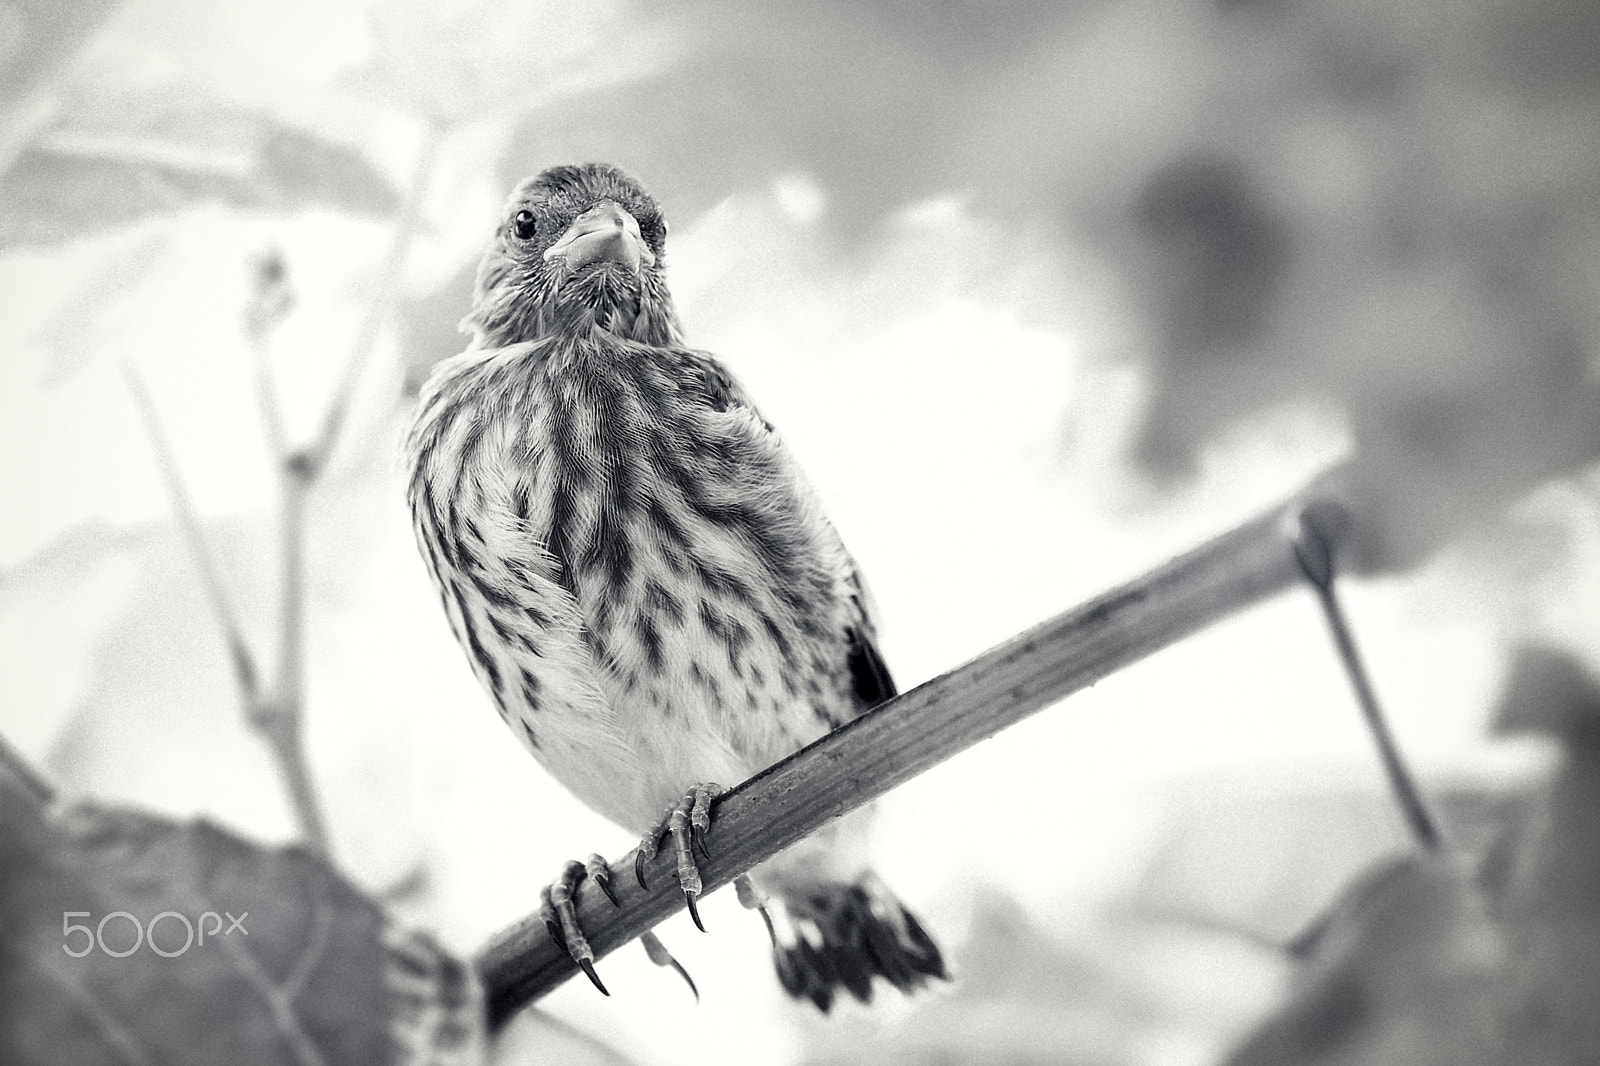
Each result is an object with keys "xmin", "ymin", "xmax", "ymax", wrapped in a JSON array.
[{"xmin": 846, "ymin": 625, "xmax": 898, "ymax": 707}]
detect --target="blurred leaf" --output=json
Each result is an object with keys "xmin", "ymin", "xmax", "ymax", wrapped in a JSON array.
[
  {"xmin": 0, "ymin": 83, "xmax": 402, "ymax": 248},
  {"xmin": 0, "ymin": 0, "xmax": 123, "ymax": 104},
  {"xmin": 1225, "ymin": 855, "xmax": 1512, "ymax": 1066},
  {"xmin": 1226, "ymin": 650, "xmax": 1600, "ymax": 1065},
  {"xmin": 1491, "ymin": 644, "xmax": 1600, "ymax": 738},
  {"xmin": 1492, "ymin": 647, "xmax": 1600, "ymax": 1061},
  {"xmin": 1132, "ymin": 780, "xmax": 1528, "ymax": 950},
  {"xmin": 0, "ymin": 774, "xmax": 485, "ymax": 1065},
  {"xmin": 0, "ymin": 0, "xmax": 124, "ymax": 173},
  {"xmin": 351, "ymin": 0, "xmax": 673, "ymax": 126}
]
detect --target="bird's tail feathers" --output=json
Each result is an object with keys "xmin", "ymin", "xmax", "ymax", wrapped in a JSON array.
[{"xmin": 769, "ymin": 876, "xmax": 946, "ymax": 1012}]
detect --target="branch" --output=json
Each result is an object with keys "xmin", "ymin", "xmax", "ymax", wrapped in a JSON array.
[
  {"xmin": 477, "ymin": 494, "xmax": 1324, "ymax": 1028},
  {"xmin": 260, "ymin": 461, "xmax": 329, "ymax": 856}
]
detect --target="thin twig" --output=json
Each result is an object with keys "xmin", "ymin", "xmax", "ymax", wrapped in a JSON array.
[
  {"xmin": 122, "ymin": 362, "xmax": 261, "ymax": 706},
  {"xmin": 476, "ymin": 495, "xmax": 1318, "ymax": 1028},
  {"xmin": 125, "ymin": 360, "xmax": 326, "ymax": 850},
  {"xmin": 1293, "ymin": 504, "xmax": 1443, "ymax": 851},
  {"xmin": 261, "ymin": 460, "xmax": 329, "ymax": 855},
  {"xmin": 247, "ymin": 298, "xmax": 292, "ymax": 462},
  {"xmin": 303, "ymin": 120, "xmax": 444, "ymax": 473},
  {"xmin": 235, "ymin": 125, "xmax": 446, "ymax": 856}
]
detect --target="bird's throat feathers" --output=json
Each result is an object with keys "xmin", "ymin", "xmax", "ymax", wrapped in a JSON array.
[
  {"xmin": 555, "ymin": 266, "xmax": 649, "ymax": 339},
  {"xmin": 466, "ymin": 259, "xmax": 682, "ymax": 350}
]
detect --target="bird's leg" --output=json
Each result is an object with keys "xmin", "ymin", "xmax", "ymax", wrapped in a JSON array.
[
  {"xmin": 634, "ymin": 783, "xmax": 723, "ymax": 931},
  {"xmin": 541, "ymin": 858, "xmax": 611, "ymax": 996},
  {"xmin": 735, "ymin": 874, "xmax": 779, "ymax": 948},
  {"xmin": 640, "ymin": 930, "xmax": 699, "ymax": 1002}
]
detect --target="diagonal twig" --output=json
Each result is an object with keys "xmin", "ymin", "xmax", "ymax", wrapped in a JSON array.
[
  {"xmin": 122, "ymin": 361, "xmax": 262, "ymax": 708},
  {"xmin": 476, "ymin": 494, "xmax": 1322, "ymax": 1027},
  {"xmin": 1293, "ymin": 503, "xmax": 1443, "ymax": 851},
  {"xmin": 125, "ymin": 355, "xmax": 327, "ymax": 853},
  {"xmin": 128, "ymin": 361, "xmax": 328, "ymax": 851}
]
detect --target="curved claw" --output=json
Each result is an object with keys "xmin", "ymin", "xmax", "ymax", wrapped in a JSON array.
[
  {"xmin": 685, "ymin": 890, "xmax": 706, "ymax": 933},
  {"xmin": 692, "ymin": 827, "xmax": 712, "ymax": 865},
  {"xmin": 546, "ymin": 860, "xmax": 608, "ymax": 996},
  {"xmin": 641, "ymin": 930, "xmax": 699, "ymax": 1002},
  {"xmin": 689, "ymin": 784, "xmax": 720, "ymax": 863},
  {"xmin": 578, "ymin": 957, "xmax": 610, "ymax": 996},
  {"xmin": 586, "ymin": 854, "xmax": 620, "ymax": 908},
  {"xmin": 669, "ymin": 956, "xmax": 699, "ymax": 1002},
  {"xmin": 636, "ymin": 848, "xmax": 650, "ymax": 891}
]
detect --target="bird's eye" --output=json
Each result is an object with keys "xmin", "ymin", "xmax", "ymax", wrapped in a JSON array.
[{"xmin": 511, "ymin": 209, "xmax": 537, "ymax": 241}]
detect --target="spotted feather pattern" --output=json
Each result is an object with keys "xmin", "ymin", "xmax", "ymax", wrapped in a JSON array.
[{"xmin": 407, "ymin": 327, "xmax": 885, "ymax": 834}]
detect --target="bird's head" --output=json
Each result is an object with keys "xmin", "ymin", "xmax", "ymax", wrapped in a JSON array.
[{"xmin": 463, "ymin": 163, "xmax": 681, "ymax": 348}]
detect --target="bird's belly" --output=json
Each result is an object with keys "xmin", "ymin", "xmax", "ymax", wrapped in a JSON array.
[
  {"xmin": 508, "ymin": 617, "xmax": 827, "ymax": 836},
  {"xmin": 537, "ymin": 419, "xmax": 856, "ymax": 806},
  {"xmin": 578, "ymin": 553, "xmax": 840, "ymax": 822}
]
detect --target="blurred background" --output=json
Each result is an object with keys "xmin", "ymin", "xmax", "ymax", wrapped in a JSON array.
[{"xmin": 2, "ymin": 0, "xmax": 1599, "ymax": 1062}]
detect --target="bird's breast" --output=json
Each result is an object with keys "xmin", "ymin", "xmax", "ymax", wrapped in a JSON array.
[{"xmin": 530, "ymin": 342, "xmax": 854, "ymax": 764}]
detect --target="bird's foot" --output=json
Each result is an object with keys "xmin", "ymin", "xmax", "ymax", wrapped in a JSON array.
[
  {"xmin": 635, "ymin": 782, "xmax": 723, "ymax": 931},
  {"xmin": 539, "ymin": 854, "xmax": 702, "ymax": 1000},
  {"xmin": 541, "ymin": 856, "xmax": 616, "ymax": 996}
]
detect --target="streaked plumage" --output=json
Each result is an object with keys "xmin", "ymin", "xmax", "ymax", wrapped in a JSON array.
[{"xmin": 406, "ymin": 163, "xmax": 943, "ymax": 1009}]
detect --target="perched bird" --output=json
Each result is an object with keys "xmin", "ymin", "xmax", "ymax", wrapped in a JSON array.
[{"xmin": 406, "ymin": 163, "xmax": 944, "ymax": 1010}]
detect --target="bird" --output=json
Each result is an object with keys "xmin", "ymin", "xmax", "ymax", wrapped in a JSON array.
[{"xmin": 405, "ymin": 162, "xmax": 945, "ymax": 1011}]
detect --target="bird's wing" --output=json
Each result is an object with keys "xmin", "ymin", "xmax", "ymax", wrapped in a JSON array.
[
  {"xmin": 843, "ymin": 556, "xmax": 899, "ymax": 708},
  {"xmin": 679, "ymin": 347, "xmax": 901, "ymax": 715}
]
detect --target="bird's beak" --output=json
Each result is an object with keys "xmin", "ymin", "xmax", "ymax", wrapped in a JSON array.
[{"xmin": 543, "ymin": 200, "xmax": 656, "ymax": 276}]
